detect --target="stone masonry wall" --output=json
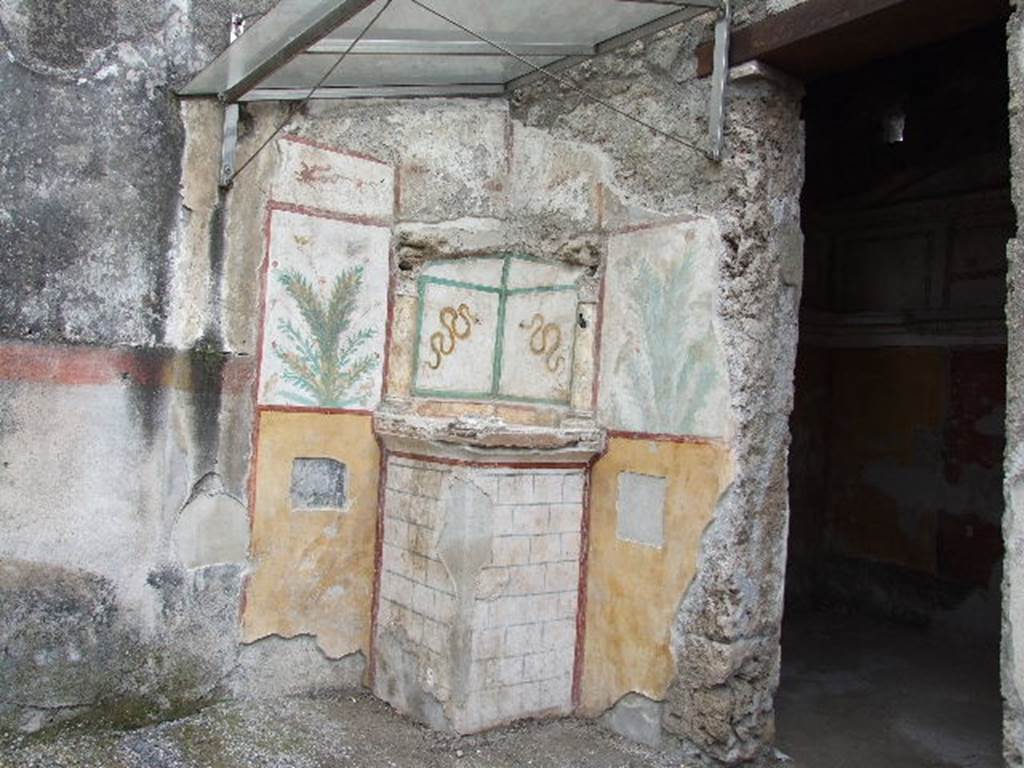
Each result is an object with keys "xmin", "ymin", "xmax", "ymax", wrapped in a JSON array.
[{"xmin": 512, "ymin": 8, "xmax": 805, "ymax": 764}]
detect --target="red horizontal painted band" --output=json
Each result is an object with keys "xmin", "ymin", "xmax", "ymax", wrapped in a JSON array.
[
  {"xmin": 267, "ymin": 200, "xmax": 391, "ymax": 229},
  {"xmin": 257, "ymin": 404, "xmax": 374, "ymax": 417},
  {"xmin": 387, "ymin": 450, "xmax": 590, "ymax": 470},
  {"xmin": 607, "ymin": 429, "xmax": 724, "ymax": 446},
  {"xmin": 0, "ymin": 341, "xmax": 254, "ymax": 393},
  {"xmin": 280, "ymin": 133, "xmax": 391, "ymax": 167}
]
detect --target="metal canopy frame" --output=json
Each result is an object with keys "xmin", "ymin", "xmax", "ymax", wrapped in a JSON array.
[{"xmin": 182, "ymin": 0, "xmax": 731, "ymax": 186}]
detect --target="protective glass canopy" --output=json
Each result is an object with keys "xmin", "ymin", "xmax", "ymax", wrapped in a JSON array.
[{"xmin": 181, "ymin": 0, "xmax": 724, "ymax": 103}]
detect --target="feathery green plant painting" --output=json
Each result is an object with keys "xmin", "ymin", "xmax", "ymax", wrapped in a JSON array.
[
  {"xmin": 622, "ymin": 248, "xmax": 725, "ymax": 436},
  {"xmin": 272, "ymin": 265, "xmax": 379, "ymax": 407}
]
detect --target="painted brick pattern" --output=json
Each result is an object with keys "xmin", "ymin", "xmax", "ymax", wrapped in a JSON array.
[
  {"xmin": 376, "ymin": 460, "xmax": 455, "ymax": 699},
  {"xmin": 375, "ymin": 457, "xmax": 586, "ymax": 732},
  {"xmin": 463, "ymin": 466, "xmax": 583, "ymax": 730}
]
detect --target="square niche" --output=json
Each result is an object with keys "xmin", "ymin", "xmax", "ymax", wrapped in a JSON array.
[
  {"xmin": 616, "ymin": 471, "xmax": 667, "ymax": 548},
  {"xmin": 413, "ymin": 255, "xmax": 582, "ymax": 405},
  {"xmin": 290, "ymin": 457, "xmax": 347, "ymax": 510}
]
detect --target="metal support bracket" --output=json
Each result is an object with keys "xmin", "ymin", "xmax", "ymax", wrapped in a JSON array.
[
  {"xmin": 219, "ymin": 14, "xmax": 247, "ymax": 188},
  {"xmin": 200, "ymin": 0, "xmax": 729, "ymax": 180},
  {"xmin": 708, "ymin": 0, "xmax": 731, "ymax": 162}
]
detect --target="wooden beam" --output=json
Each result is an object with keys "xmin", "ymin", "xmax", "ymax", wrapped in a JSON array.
[{"xmin": 696, "ymin": 0, "xmax": 1009, "ymax": 80}]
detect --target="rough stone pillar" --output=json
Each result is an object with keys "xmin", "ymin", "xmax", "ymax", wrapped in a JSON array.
[
  {"xmin": 1003, "ymin": 4, "xmax": 1024, "ymax": 764},
  {"xmin": 660, "ymin": 72, "xmax": 805, "ymax": 764}
]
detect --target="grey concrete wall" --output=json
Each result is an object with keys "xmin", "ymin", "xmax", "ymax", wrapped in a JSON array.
[
  {"xmin": 1005, "ymin": 3, "xmax": 1024, "ymax": 763},
  {"xmin": 0, "ymin": 0, "xmax": 366, "ymax": 734},
  {"xmin": 1, "ymin": 0, "xmax": 264, "ymax": 345}
]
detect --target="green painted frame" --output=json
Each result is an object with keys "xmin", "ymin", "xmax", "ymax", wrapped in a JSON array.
[{"xmin": 412, "ymin": 254, "xmax": 579, "ymax": 406}]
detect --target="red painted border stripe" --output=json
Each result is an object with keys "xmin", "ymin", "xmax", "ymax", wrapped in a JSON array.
[
  {"xmin": 367, "ymin": 442, "xmax": 389, "ymax": 689},
  {"xmin": 0, "ymin": 341, "xmax": 254, "ymax": 393},
  {"xmin": 0, "ymin": 344, "xmax": 148, "ymax": 386},
  {"xmin": 244, "ymin": 201, "xmax": 275, "ymax": 526},
  {"xmin": 267, "ymin": 200, "xmax": 391, "ymax": 229},
  {"xmin": 220, "ymin": 356, "xmax": 257, "ymax": 394},
  {"xmin": 387, "ymin": 450, "xmax": 590, "ymax": 471},
  {"xmin": 606, "ymin": 429, "xmax": 725, "ymax": 446},
  {"xmin": 393, "ymin": 164, "xmax": 403, "ymax": 219},
  {"xmin": 280, "ymin": 133, "xmax": 390, "ymax": 167},
  {"xmin": 257, "ymin": 404, "xmax": 374, "ymax": 417},
  {"xmin": 380, "ymin": 242, "xmax": 398, "ymax": 402},
  {"xmin": 571, "ymin": 458, "xmax": 596, "ymax": 709},
  {"xmin": 605, "ymin": 213, "xmax": 702, "ymax": 236}
]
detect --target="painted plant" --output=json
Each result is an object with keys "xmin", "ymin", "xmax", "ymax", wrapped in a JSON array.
[
  {"xmin": 272, "ymin": 265, "xmax": 379, "ymax": 407},
  {"xmin": 625, "ymin": 250, "xmax": 724, "ymax": 436}
]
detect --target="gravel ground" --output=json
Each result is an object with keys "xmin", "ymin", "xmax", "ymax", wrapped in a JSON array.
[{"xmin": 0, "ymin": 692, "xmax": 762, "ymax": 768}]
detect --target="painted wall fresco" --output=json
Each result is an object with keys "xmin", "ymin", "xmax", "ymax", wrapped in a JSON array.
[
  {"xmin": 258, "ymin": 209, "xmax": 390, "ymax": 409},
  {"xmin": 273, "ymin": 135, "xmax": 394, "ymax": 220},
  {"xmin": 580, "ymin": 436, "xmax": 732, "ymax": 715},
  {"xmin": 598, "ymin": 220, "xmax": 729, "ymax": 439},
  {"xmin": 415, "ymin": 278, "xmax": 501, "ymax": 398},
  {"xmin": 243, "ymin": 410, "xmax": 379, "ymax": 659},
  {"xmin": 413, "ymin": 255, "xmax": 581, "ymax": 405},
  {"xmin": 795, "ymin": 346, "xmax": 1005, "ymax": 583},
  {"xmin": 244, "ymin": 136, "xmax": 395, "ymax": 661},
  {"xmin": 244, "ymin": 127, "xmax": 734, "ymax": 736}
]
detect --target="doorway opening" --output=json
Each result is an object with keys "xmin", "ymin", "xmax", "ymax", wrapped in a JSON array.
[{"xmin": 777, "ymin": 21, "xmax": 1013, "ymax": 768}]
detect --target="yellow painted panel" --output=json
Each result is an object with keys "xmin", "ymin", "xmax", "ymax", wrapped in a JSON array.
[
  {"xmin": 243, "ymin": 410, "xmax": 379, "ymax": 659},
  {"xmin": 826, "ymin": 347, "xmax": 949, "ymax": 573},
  {"xmin": 580, "ymin": 436, "xmax": 732, "ymax": 715}
]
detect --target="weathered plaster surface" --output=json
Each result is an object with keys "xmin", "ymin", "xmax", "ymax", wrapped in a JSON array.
[
  {"xmin": 173, "ymin": 474, "xmax": 250, "ymax": 570},
  {"xmin": 1004, "ymin": 4, "xmax": 1024, "ymax": 763},
  {"xmin": 272, "ymin": 135, "xmax": 394, "ymax": 219},
  {"xmin": 599, "ymin": 218, "xmax": 730, "ymax": 439},
  {"xmin": 513, "ymin": 15, "xmax": 805, "ymax": 763},
  {"xmin": 0, "ymin": 0, "xmax": 273, "ymax": 345},
  {"xmin": 375, "ymin": 458, "xmax": 583, "ymax": 733},
  {"xmin": 223, "ymin": 7, "xmax": 803, "ymax": 759},
  {"xmin": 2, "ymin": 0, "xmax": 807, "ymax": 753},
  {"xmin": 582, "ymin": 437, "xmax": 732, "ymax": 716},
  {"xmin": 277, "ymin": 99, "xmax": 509, "ymax": 226},
  {"xmin": 0, "ymin": 0, "xmax": 353, "ymax": 732},
  {"xmin": 244, "ymin": 410, "xmax": 379, "ymax": 660},
  {"xmin": 0, "ymin": 341, "xmax": 266, "ymax": 731}
]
